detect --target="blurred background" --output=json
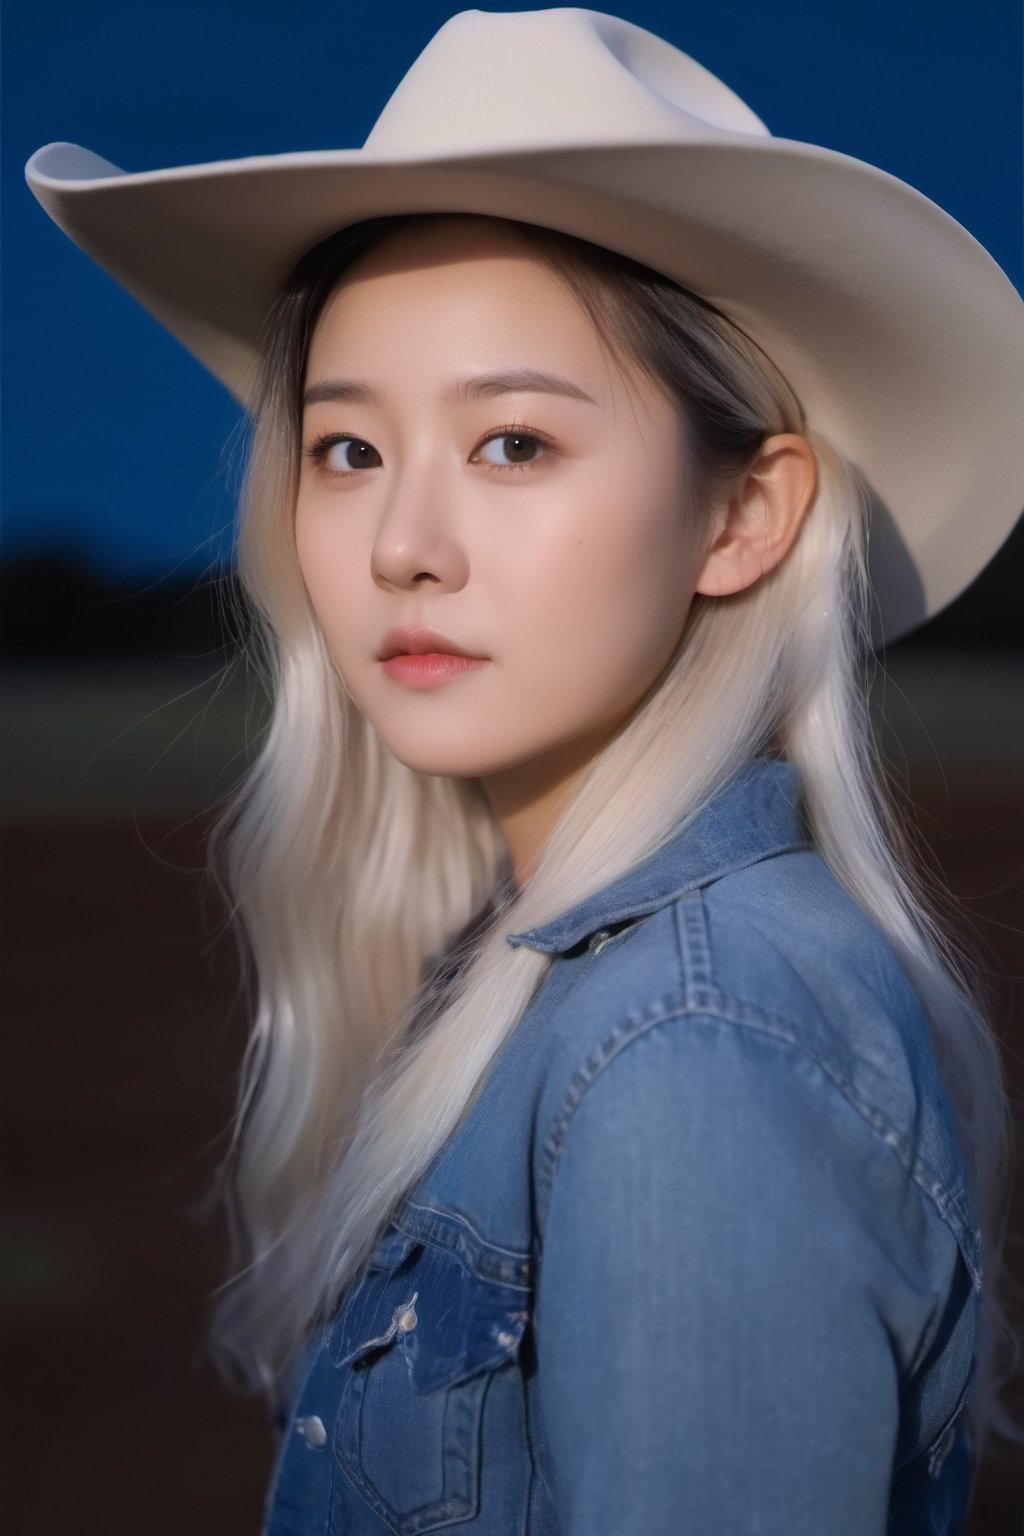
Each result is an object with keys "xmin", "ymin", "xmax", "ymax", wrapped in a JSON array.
[{"xmin": 3, "ymin": 0, "xmax": 1022, "ymax": 1530}]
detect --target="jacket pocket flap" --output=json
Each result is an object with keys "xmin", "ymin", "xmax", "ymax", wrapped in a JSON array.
[{"xmin": 338, "ymin": 1244, "xmax": 530, "ymax": 1395}]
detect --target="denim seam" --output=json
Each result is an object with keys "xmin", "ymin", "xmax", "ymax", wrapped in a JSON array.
[
  {"xmin": 539, "ymin": 993, "xmax": 981, "ymax": 1288},
  {"xmin": 675, "ymin": 889, "xmax": 713, "ymax": 1000},
  {"xmin": 397, "ymin": 1197, "xmax": 534, "ymax": 1288},
  {"xmin": 683, "ymin": 896, "xmax": 982, "ymax": 1279}
]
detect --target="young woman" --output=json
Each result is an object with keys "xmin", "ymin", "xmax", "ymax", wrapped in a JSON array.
[{"xmin": 26, "ymin": 9, "xmax": 1024, "ymax": 1532}]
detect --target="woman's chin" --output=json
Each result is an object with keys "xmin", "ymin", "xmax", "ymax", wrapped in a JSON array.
[{"xmin": 371, "ymin": 728, "xmax": 508, "ymax": 781}]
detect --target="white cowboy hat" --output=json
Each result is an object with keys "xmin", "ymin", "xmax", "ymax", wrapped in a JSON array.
[{"xmin": 24, "ymin": 6, "xmax": 1024, "ymax": 646}]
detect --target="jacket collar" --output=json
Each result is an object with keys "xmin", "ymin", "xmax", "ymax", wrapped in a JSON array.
[{"xmin": 505, "ymin": 754, "xmax": 810, "ymax": 956}]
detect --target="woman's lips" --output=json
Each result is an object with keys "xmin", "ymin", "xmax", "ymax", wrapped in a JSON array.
[{"xmin": 380, "ymin": 653, "xmax": 491, "ymax": 688}]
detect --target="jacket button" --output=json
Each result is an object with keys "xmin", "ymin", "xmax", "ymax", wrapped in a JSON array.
[
  {"xmin": 590, "ymin": 928, "xmax": 612, "ymax": 953},
  {"xmin": 397, "ymin": 1304, "xmax": 418, "ymax": 1332},
  {"xmin": 295, "ymin": 1414, "xmax": 327, "ymax": 1449}
]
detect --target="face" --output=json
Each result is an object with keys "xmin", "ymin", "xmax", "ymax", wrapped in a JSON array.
[{"xmin": 294, "ymin": 220, "xmax": 707, "ymax": 831}]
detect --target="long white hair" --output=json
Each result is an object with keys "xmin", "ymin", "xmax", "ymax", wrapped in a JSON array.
[{"xmin": 204, "ymin": 212, "xmax": 1021, "ymax": 1461}]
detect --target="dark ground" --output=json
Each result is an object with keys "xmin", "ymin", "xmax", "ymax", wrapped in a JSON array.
[{"xmin": 2, "ymin": 656, "xmax": 1023, "ymax": 1534}]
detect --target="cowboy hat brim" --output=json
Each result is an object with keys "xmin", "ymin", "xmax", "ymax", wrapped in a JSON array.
[{"xmin": 24, "ymin": 130, "xmax": 1024, "ymax": 646}]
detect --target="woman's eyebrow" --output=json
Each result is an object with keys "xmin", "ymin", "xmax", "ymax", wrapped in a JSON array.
[
  {"xmin": 302, "ymin": 368, "xmax": 597, "ymax": 409},
  {"xmin": 447, "ymin": 369, "xmax": 598, "ymax": 405}
]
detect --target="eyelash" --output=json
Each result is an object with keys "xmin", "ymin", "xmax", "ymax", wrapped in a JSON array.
[{"xmin": 301, "ymin": 422, "xmax": 554, "ymax": 477}]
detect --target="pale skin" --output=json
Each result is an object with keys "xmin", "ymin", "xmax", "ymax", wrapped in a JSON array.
[{"xmin": 295, "ymin": 220, "xmax": 817, "ymax": 886}]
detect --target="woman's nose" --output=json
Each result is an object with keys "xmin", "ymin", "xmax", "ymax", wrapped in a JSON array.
[{"xmin": 370, "ymin": 465, "xmax": 470, "ymax": 591}]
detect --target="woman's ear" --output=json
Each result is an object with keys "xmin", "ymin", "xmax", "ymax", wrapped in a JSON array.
[{"xmin": 694, "ymin": 433, "xmax": 817, "ymax": 597}]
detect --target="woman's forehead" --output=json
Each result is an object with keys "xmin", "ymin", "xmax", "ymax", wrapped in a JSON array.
[
  {"xmin": 314, "ymin": 220, "xmax": 582, "ymax": 340},
  {"xmin": 304, "ymin": 219, "xmax": 654, "ymax": 411}
]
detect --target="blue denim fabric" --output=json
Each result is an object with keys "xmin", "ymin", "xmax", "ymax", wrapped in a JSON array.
[{"xmin": 262, "ymin": 754, "xmax": 980, "ymax": 1535}]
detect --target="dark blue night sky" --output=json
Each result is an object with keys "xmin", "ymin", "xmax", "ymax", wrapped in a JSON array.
[{"xmin": 5, "ymin": 0, "xmax": 1022, "ymax": 581}]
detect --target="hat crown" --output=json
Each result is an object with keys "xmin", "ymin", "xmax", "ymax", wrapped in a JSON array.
[{"xmin": 363, "ymin": 7, "xmax": 770, "ymax": 158}]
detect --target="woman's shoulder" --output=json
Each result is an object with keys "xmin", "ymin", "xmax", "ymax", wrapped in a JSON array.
[{"xmin": 533, "ymin": 843, "xmax": 978, "ymax": 1278}]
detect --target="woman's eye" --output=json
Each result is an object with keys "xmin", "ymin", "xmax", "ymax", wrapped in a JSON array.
[
  {"xmin": 476, "ymin": 431, "xmax": 547, "ymax": 469},
  {"xmin": 325, "ymin": 438, "xmax": 382, "ymax": 472},
  {"xmin": 305, "ymin": 435, "xmax": 382, "ymax": 474}
]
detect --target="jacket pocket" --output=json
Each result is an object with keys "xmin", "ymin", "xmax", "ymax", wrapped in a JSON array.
[{"xmin": 333, "ymin": 1236, "xmax": 530, "ymax": 1534}]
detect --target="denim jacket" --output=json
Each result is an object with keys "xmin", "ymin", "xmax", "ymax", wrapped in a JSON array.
[{"xmin": 261, "ymin": 755, "xmax": 980, "ymax": 1535}]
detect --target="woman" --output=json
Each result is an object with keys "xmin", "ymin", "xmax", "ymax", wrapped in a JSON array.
[{"xmin": 26, "ymin": 9, "xmax": 1023, "ymax": 1532}]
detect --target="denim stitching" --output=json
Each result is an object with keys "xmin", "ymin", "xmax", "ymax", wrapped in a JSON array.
[
  {"xmin": 396, "ymin": 1198, "xmax": 534, "ymax": 1288},
  {"xmin": 401, "ymin": 1198, "xmax": 532, "ymax": 1262},
  {"xmin": 541, "ymin": 990, "xmax": 982, "ymax": 1288},
  {"xmin": 675, "ymin": 890, "xmax": 714, "ymax": 1001}
]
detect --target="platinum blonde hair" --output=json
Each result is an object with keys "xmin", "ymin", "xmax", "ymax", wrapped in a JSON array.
[{"xmin": 204, "ymin": 213, "xmax": 1021, "ymax": 1462}]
